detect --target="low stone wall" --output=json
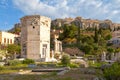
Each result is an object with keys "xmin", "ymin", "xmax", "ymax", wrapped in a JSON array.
[{"xmin": 32, "ymin": 67, "xmax": 70, "ymax": 72}]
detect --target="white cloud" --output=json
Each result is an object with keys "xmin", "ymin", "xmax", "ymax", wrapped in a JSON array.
[
  {"xmin": 12, "ymin": 0, "xmax": 120, "ymax": 22},
  {"xmin": 0, "ymin": 0, "xmax": 8, "ymax": 8}
]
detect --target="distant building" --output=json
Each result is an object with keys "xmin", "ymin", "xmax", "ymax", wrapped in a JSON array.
[
  {"xmin": 112, "ymin": 30, "xmax": 120, "ymax": 38},
  {"xmin": 20, "ymin": 15, "xmax": 51, "ymax": 61},
  {"xmin": 0, "ymin": 31, "xmax": 18, "ymax": 46},
  {"xmin": 108, "ymin": 37, "xmax": 120, "ymax": 48}
]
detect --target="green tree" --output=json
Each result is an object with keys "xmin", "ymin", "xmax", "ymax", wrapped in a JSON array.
[
  {"xmin": 102, "ymin": 29, "xmax": 112, "ymax": 39},
  {"xmin": 115, "ymin": 48, "xmax": 120, "ymax": 53},
  {"xmin": 98, "ymin": 37, "xmax": 107, "ymax": 46},
  {"xmin": 22, "ymin": 59, "xmax": 35, "ymax": 64},
  {"xmin": 105, "ymin": 34, "xmax": 112, "ymax": 40},
  {"xmin": 59, "ymin": 24, "xmax": 77, "ymax": 44},
  {"xmin": 94, "ymin": 27, "xmax": 99, "ymax": 43},
  {"xmin": 7, "ymin": 44, "xmax": 21, "ymax": 59},
  {"xmin": 0, "ymin": 49, "xmax": 8, "ymax": 60},
  {"xmin": 102, "ymin": 63, "xmax": 120, "ymax": 80},
  {"xmin": 81, "ymin": 35, "xmax": 94, "ymax": 44},
  {"xmin": 82, "ymin": 44, "xmax": 94, "ymax": 54},
  {"xmin": 61, "ymin": 54, "xmax": 70, "ymax": 66},
  {"xmin": 107, "ymin": 48, "xmax": 115, "ymax": 53}
]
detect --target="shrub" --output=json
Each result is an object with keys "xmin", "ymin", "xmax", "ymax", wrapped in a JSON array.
[
  {"xmin": 61, "ymin": 54, "xmax": 70, "ymax": 66},
  {"xmin": 102, "ymin": 63, "xmax": 120, "ymax": 80},
  {"xmin": 0, "ymin": 66, "xmax": 5, "ymax": 70},
  {"xmin": 22, "ymin": 59, "xmax": 35, "ymax": 64},
  {"xmin": 37, "ymin": 62, "xmax": 57, "ymax": 68},
  {"xmin": 8, "ymin": 60, "xmax": 22, "ymax": 66},
  {"xmin": 68, "ymin": 63, "xmax": 79, "ymax": 68}
]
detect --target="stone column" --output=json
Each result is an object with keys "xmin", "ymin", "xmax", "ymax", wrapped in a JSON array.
[
  {"xmin": 111, "ymin": 53, "xmax": 115, "ymax": 61},
  {"xmin": 60, "ymin": 42, "xmax": 62, "ymax": 52},
  {"xmin": 115, "ymin": 52, "xmax": 120, "ymax": 61},
  {"xmin": 51, "ymin": 50, "xmax": 54, "ymax": 59},
  {"xmin": 54, "ymin": 39, "xmax": 57, "ymax": 53},
  {"xmin": 101, "ymin": 52, "xmax": 106, "ymax": 61}
]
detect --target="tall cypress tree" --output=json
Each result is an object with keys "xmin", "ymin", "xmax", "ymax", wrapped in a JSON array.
[
  {"xmin": 94, "ymin": 27, "xmax": 99, "ymax": 43},
  {"xmin": 74, "ymin": 20, "xmax": 81, "ymax": 44},
  {"xmin": 77, "ymin": 22, "xmax": 81, "ymax": 44}
]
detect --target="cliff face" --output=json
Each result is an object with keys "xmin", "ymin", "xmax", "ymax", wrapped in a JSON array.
[
  {"xmin": 8, "ymin": 23, "xmax": 21, "ymax": 35},
  {"xmin": 51, "ymin": 17, "xmax": 120, "ymax": 30}
]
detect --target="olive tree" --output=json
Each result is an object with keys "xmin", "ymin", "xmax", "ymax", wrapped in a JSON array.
[{"xmin": 7, "ymin": 44, "xmax": 21, "ymax": 59}]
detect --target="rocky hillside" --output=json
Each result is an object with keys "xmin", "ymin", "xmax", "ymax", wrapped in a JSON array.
[
  {"xmin": 52, "ymin": 17, "xmax": 120, "ymax": 30},
  {"xmin": 8, "ymin": 23, "xmax": 21, "ymax": 34}
]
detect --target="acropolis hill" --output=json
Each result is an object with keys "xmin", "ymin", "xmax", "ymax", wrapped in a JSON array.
[{"xmin": 51, "ymin": 17, "xmax": 120, "ymax": 30}]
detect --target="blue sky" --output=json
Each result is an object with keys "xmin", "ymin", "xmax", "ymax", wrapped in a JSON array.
[{"xmin": 1, "ymin": 0, "xmax": 120, "ymax": 31}]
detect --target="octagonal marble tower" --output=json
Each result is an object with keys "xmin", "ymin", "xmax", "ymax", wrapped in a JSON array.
[{"xmin": 20, "ymin": 15, "xmax": 51, "ymax": 61}]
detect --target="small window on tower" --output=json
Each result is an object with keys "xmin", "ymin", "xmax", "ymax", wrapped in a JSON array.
[{"xmin": 33, "ymin": 26, "xmax": 35, "ymax": 29}]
